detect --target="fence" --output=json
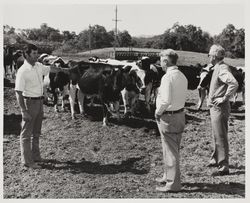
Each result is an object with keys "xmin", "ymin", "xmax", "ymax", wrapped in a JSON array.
[{"xmin": 110, "ymin": 50, "xmax": 160, "ymax": 61}]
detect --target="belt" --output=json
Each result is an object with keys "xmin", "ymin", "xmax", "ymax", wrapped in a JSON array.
[
  {"xmin": 23, "ymin": 96, "xmax": 44, "ymax": 100},
  {"xmin": 163, "ymin": 108, "xmax": 184, "ymax": 115}
]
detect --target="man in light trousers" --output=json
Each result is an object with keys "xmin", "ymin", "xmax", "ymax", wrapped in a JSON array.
[
  {"xmin": 206, "ymin": 44, "xmax": 238, "ymax": 176},
  {"xmin": 15, "ymin": 44, "xmax": 62, "ymax": 169},
  {"xmin": 155, "ymin": 49, "xmax": 188, "ymax": 192}
]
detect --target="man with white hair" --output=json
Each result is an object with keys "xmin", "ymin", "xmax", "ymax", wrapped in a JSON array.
[
  {"xmin": 207, "ymin": 44, "xmax": 239, "ymax": 176},
  {"xmin": 155, "ymin": 49, "xmax": 188, "ymax": 192}
]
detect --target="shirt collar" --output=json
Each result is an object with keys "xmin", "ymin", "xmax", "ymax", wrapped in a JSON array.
[
  {"xmin": 24, "ymin": 59, "xmax": 37, "ymax": 68},
  {"xmin": 217, "ymin": 60, "xmax": 224, "ymax": 65},
  {"xmin": 166, "ymin": 65, "xmax": 178, "ymax": 72}
]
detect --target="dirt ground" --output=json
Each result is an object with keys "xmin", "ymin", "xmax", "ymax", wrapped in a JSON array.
[{"xmin": 3, "ymin": 78, "xmax": 245, "ymax": 198}]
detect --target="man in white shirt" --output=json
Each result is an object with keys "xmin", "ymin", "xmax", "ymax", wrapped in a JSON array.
[
  {"xmin": 155, "ymin": 49, "xmax": 188, "ymax": 192},
  {"xmin": 15, "ymin": 44, "xmax": 61, "ymax": 169},
  {"xmin": 206, "ymin": 44, "xmax": 238, "ymax": 176}
]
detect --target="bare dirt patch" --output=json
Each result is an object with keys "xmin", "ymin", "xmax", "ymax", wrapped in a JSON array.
[{"xmin": 3, "ymin": 80, "xmax": 245, "ymax": 198}]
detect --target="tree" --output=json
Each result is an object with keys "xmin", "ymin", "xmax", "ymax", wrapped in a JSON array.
[{"xmin": 117, "ymin": 30, "xmax": 132, "ymax": 47}]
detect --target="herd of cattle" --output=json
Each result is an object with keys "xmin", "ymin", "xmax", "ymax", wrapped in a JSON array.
[{"xmin": 4, "ymin": 46, "xmax": 245, "ymax": 126}]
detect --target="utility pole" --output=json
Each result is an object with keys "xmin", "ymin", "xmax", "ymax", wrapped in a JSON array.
[
  {"xmin": 112, "ymin": 5, "xmax": 121, "ymax": 48},
  {"xmin": 89, "ymin": 24, "xmax": 92, "ymax": 54}
]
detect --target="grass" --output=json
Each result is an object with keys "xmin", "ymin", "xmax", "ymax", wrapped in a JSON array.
[{"xmin": 55, "ymin": 47, "xmax": 245, "ymax": 67}]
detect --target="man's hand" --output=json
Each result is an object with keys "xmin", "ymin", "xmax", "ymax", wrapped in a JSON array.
[
  {"xmin": 155, "ymin": 113, "xmax": 161, "ymax": 122},
  {"xmin": 213, "ymin": 97, "xmax": 225, "ymax": 106},
  {"xmin": 21, "ymin": 110, "xmax": 32, "ymax": 121}
]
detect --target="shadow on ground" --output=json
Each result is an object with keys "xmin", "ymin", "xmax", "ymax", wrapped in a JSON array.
[
  {"xmin": 4, "ymin": 113, "xmax": 22, "ymax": 135},
  {"xmin": 182, "ymin": 182, "xmax": 245, "ymax": 197},
  {"xmin": 38, "ymin": 156, "xmax": 150, "ymax": 175}
]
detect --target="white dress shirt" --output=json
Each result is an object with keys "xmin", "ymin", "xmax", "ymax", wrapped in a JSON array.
[
  {"xmin": 15, "ymin": 60, "xmax": 50, "ymax": 97},
  {"xmin": 156, "ymin": 66, "xmax": 188, "ymax": 115}
]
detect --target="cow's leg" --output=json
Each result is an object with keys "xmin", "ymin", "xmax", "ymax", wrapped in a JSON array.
[
  {"xmin": 121, "ymin": 89, "xmax": 130, "ymax": 116},
  {"xmin": 5, "ymin": 65, "xmax": 10, "ymax": 78},
  {"xmin": 11, "ymin": 63, "xmax": 15, "ymax": 79},
  {"xmin": 90, "ymin": 97, "xmax": 94, "ymax": 107},
  {"xmin": 52, "ymin": 89, "xmax": 59, "ymax": 112},
  {"xmin": 232, "ymin": 92, "xmax": 238, "ymax": 105},
  {"xmin": 113, "ymin": 101, "xmax": 121, "ymax": 122},
  {"xmin": 4, "ymin": 65, "xmax": 7, "ymax": 78},
  {"xmin": 130, "ymin": 92, "xmax": 139, "ymax": 115},
  {"xmin": 61, "ymin": 85, "xmax": 68, "ymax": 112},
  {"xmin": 69, "ymin": 84, "xmax": 77, "ymax": 119},
  {"xmin": 242, "ymin": 88, "xmax": 245, "ymax": 106},
  {"xmin": 43, "ymin": 85, "xmax": 49, "ymax": 105},
  {"xmin": 145, "ymin": 83, "xmax": 153, "ymax": 113},
  {"xmin": 102, "ymin": 103, "xmax": 108, "ymax": 127},
  {"xmin": 196, "ymin": 88, "xmax": 206, "ymax": 110},
  {"xmin": 77, "ymin": 89, "xmax": 85, "ymax": 116}
]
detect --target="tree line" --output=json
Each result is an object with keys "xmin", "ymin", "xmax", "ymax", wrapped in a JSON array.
[{"xmin": 3, "ymin": 22, "xmax": 244, "ymax": 58}]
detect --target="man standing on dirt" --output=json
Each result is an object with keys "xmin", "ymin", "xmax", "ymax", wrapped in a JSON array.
[
  {"xmin": 154, "ymin": 49, "xmax": 188, "ymax": 192},
  {"xmin": 15, "ymin": 44, "xmax": 62, "ymax": 169},
  {"xmin": 206, "ymin": 44, "xmax": 238, "ymax": 176}
]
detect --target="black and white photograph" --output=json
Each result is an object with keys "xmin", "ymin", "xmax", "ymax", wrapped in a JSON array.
[{"xmin": 1, "ymin": 0, "xmax": 247, "ymax": 199}]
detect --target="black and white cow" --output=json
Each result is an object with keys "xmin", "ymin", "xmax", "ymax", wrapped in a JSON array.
[
  {"xmin": 39, "ymin": 55, "xmax": 70, "ymax": 111},
  {"xmin": 52, "ymin": 59, "xmax": 126, "ymax": 126},
  {"xmin": 197, "ymin": 64, "xmax": 245, "ymax": 109}
]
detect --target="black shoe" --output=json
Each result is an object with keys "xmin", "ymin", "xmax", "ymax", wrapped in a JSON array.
[{"xmin": 211, "ymin": 170, "xmax": 229, "ymax": 176}]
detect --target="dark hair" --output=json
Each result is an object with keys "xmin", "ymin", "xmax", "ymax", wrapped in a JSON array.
[{"xmin": 23, "ymin": 44, "xmax": 38, "ymax": 59}]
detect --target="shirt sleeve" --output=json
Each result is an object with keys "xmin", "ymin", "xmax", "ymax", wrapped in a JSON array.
[
  {"xmin": 155, "ymin": 75, "xmax": 172, "ymax": 115},
  {"xmin": 219, "ymin": 66, "xmax": 239, "ymax": 99},
  {"xmin": 15, "ymin": 69, "xmax": 25, "ymax": 92}
]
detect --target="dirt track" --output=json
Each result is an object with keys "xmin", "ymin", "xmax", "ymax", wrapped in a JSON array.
[{"xmin": 3, "ymin": 79, "xmax": 245, "ymax": 198}]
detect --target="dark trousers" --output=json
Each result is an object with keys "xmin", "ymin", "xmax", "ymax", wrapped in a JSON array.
[
  {"xmin": 20, "ymin": 98, "xmax": 43, "ymax": 165},
  {"xmin": 209, "ymin": 101, "xmax": 230, "ymax": 169}
]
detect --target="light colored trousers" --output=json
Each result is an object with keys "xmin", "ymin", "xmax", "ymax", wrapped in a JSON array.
[
  {"xmin": 20, "ymin": 98, "xmax": 43, "ymax": 165},
  {"xmin": 157, "ymin": 111, "xmax": 185, "ymax": 191},
  {"xmin": 209, "ymin": 101, "xmax": 230, "ymax": 169}
]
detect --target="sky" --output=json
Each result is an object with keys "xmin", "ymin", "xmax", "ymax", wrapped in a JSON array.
[{"xmin": 2, "ymin": 0, "xmax": 245, "ymax": 37}]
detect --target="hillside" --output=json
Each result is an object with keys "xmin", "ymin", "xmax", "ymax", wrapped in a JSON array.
[{"xmin": 60, "ymin": 48, "xmax": 245, "ymax": 67}]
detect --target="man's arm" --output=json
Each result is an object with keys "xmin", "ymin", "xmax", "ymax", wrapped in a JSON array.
[
  {"xmin": 16, "ymin": 91, "xmax": 32, "ymax": 121},
  {"xmin": 213, "ymin": 66, "xmax": 239, "ymax": 106},
  {"xmin": 219, "ymin": 66, "xmax": 239, "ymax": 101},
  {"xmin": 155, "ymin": 75, "xmax": 172, "ymax": 116},
  {"xmin": 16, "ymin": 91, "xmax": 26, "ymax": 112}
]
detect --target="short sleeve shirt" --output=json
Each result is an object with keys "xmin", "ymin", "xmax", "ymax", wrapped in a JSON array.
[{"xmin": 15, "ymin": 60, "xmax": 50, "ymax": 97}]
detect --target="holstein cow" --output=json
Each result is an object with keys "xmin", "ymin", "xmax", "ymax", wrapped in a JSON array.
[
  {"xmin": 67, "ymin": 60, "xmax": 126, "ymax": 126},
  {"xmin": 196, "ymin": 63, "xmax": 214, "ymax": 110},
  {"xmin": 120, "ymin": 56, "xmax": 162, "ymax": 116},
  {"xmin": 39, "ymin": 55, "xmax": 70, "ymax": 111},
  {"xmin": 4, "ymin": 45, "xmax": 15, "ymax": 78},
  {"xmin": 197, "ymin": 64, "xmax": 245, "ymax": 109},
  {"xmin": 178, "ymin": 64, "xmax": 203, "ymax": 90},
  {"xmin": 13, "ymin": 50, "xmax": 24, "ymax": 70},
  {"xmin": 143, "ymin": 63, "xmax": 203, "ymax": 111},
  {"xmin": 233, "ymin": 66, "xmax": 245, "ymax": 105}
]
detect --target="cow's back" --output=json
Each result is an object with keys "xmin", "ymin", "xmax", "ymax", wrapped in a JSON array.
[
  {"xmin": 78, "ymin": 70, "xmax": 103, "ymax": 95},
  {"xmin": 178, "ymin": 65, "xmax": 201, "ymax": 90}
]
